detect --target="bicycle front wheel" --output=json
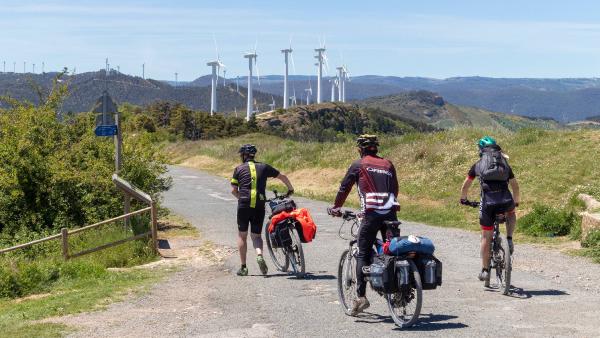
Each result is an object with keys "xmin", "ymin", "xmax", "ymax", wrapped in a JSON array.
[
  {"xmin": 264, "ymin": 222, "xmax": 289, "ymax": 272},
  {"xmin": 499, "ymin": 236, "xmax": 512, "ymax": 295},
  {"xmin": 337, "ymin": 249, "xmax": 357, "ymax": 315},
  {"xmin": 387, "ymin": 260, "xmax": 422, "ymax": 328},
  {"xmin": 288, "ymin": 227, "xmax": 306, "ymax": 278}
]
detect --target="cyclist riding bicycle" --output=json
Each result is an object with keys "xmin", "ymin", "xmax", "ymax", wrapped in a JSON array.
[
  {"xmin": 460, "ymin": 136, "xmax": 520, "ymax": 282},
  {"xmin": 231, "ymin": 144, "xmax": 294, "ymax": 276},
  {"xmin": 329, "ymin": 134, "xmax": 400, "ymax": 316}
]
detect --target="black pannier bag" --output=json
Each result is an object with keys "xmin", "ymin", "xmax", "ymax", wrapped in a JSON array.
[
  {"xmin": 269, "ymin": 198, "xmax": 296, "ymax": 215},
  {"xmin": 368, "ymin": 256, "xmax": 398, "ymax": 294},
  {"xmin": 417, "ymin": 255, "xmax": 443, "ymax": 290},
  {"xmin": 271, "ymin": 220, "xmax": 293, "ymax": 248}
]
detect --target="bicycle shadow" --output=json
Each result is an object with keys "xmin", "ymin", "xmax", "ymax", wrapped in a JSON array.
[
  {"xmin": 507, "ymin": 287, "xmax": 569, "ymax": 299},
  {"xmin": 356, "ymin": 313, "xmax": 468, "ymax": 331},
  {"xmin": 265, "ymin": 272, "xmax": 336, "ymax": 280}
]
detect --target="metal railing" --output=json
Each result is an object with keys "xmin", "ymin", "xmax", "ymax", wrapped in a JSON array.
[{"xmin": 0, "ymin": 174, "xmax": 158, "ymax": 259}]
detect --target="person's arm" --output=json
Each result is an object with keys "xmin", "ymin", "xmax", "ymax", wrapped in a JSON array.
[
  {"xmin": 230, "ymin": 168, "xmax": 240, "ymax": 199},
  {"xmin": 460, "ymin": 177, "xmax": 474, "ymax": 201},
  {"xmin": 390, "ymin": 163, "xmax": 399, "ymax": 198},
  {"xmin": 276, "ymin": 173, "xmax": 294, "ymax": 194},
  {"xmin": 509, "ymin": 178, "xmax": 520, "ymax": 206},
  {"xmin": 333, "ymin": 162, "xmax": 359, "ymax": 208}
]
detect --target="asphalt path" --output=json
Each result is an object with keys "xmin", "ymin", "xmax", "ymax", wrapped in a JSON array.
[{"xmin": 154, "ymin": 165, "xmax": 600, "ymax": 337}]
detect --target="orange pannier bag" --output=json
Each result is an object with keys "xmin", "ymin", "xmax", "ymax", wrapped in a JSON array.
[{"xmin": 268, "ymin": 208, "xmax": 317, "ymax": 243}]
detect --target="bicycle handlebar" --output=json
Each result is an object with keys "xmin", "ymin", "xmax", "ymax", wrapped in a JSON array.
[{"xmin": 461, "ymin": 199, "xmax": 480, "ymax": 208}]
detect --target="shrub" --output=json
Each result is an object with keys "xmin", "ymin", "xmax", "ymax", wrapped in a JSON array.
[
  {"xmin": 519, "ymin": 204, "xmax": 580, "ymax": 237},
  {"xmin": 582, "ymin": 230, "xmax": 600, "ymax": 248}
]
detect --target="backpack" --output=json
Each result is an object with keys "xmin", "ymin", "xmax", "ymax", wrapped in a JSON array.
[{"xmin": 476, "ymin": 147, "xmax": 510, "ymax": 182}]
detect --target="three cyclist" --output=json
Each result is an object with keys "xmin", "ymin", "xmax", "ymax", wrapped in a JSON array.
[
  {"xmin": 328, "ymin": 134, "xmax": 400, "ymax": 315},
  {"xmin": 231, "ymin": 144, "xmax": 294, "ymax": 276},
  {"xmin": 460, "ymin": 136, "xmax": 520, "ymax": 282}
]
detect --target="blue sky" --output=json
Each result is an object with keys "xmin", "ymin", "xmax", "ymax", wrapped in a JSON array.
[{"xmin": 2, "ymin": 0, "xmax": 600, "ymax": 80}]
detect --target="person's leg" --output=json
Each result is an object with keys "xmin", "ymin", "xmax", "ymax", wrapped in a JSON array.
[
  {"xmin": 505, "ymin": 210, "xmax": 516, "ymax": 238},
  {"xmin": 236, "ymin": 208, "xmax": 250, "ymax": 275},
  {"xmin": 238, "ymin": 231, "xmax": 249, "ymax": 265},
  {"xmin": 479, "ymin": 204, "xmax": 494, "ymax": 280},
  {"xmin": 250, "ymin": 208, "xmax": 266, "ymax": 255},
  {"xmin": 356, "ymin": 214, "xmax": 378, "ymax": 298},
  {"xmin": 480, "ymin": 229, "xmax": 493, "ymax": 269},
  {"xmin": 250, "ymin": 208, "xmax": 268, "ymax": 275}
]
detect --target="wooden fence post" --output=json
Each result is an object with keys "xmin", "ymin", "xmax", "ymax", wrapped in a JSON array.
[
  {"xmin": 150, "ymin": 202, "xmax": 158, "ymax": 253},
  {"xmin": 61, "ymin": 228, "xmax": 69, "ymax": 260}
]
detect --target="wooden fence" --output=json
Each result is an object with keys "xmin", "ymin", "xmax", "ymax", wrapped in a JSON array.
[{"xmin": 0, "ymin": 174, "xmax": 158, "ymax": 259}]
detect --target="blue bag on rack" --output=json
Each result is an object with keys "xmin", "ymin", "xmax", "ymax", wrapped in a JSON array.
[{"xmin": 388, "ymin": 236, "xmax": 435, "ymax": 256}]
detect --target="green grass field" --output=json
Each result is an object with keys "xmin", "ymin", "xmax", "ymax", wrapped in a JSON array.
[{"xmin": 166, "ymin": 128, "xmax": 600, "ymax": 241}]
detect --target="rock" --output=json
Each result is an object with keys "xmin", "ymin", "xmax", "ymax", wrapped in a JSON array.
[
  {"xmin": 578, "ymin": 194, "xmax": 600, "ymax": 211},
  {"xmin": 581, "ymin": 212, "xmax": 600, "ymax": 239}
]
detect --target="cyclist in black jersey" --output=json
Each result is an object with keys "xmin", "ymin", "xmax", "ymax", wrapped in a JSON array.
[
  {"xmin": 231, "ymin": 144, "xmax": 294, "ymax": 276},
  {"xmin": 460, "ymin": 136, "xmax": 520, "ymax": 282}
]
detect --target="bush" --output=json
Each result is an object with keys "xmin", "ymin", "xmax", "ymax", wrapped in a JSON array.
[
  {"xmin": 582, "ymin": 230, "xmax": 600, "ymax": 248},
  {"xmin": 519, "ymin": 204, "xmax": 580, "ymax": 237}
]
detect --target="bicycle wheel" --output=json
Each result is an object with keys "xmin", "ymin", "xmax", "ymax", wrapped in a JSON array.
[
  {"xmin": 387, "ymin": 260, "xmax": 422, "ymax": 328},
  {"xmin": 264, "ymin": 222, "xmax": 289, "ymax": 272},
  {"xmin": 287, "ymin": 227, "xmax": 306, "ymax": 278},
  {"xmin": 337, "ymin": 249, "xmax": 357, "ymax": 315},
  {"xmin": 498, "ymin": 236, "xmax": 512, "ymax": 295}
]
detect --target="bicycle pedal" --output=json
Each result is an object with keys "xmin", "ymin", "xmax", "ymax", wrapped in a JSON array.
[{"xmin": 362, "ymin": 266, "xmax": 371, "ymax": 274}]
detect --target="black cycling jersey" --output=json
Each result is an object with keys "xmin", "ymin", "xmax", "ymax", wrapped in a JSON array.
[{"xmin": 231, "ymin": 160, "xmax": 280, "ymax": 209}]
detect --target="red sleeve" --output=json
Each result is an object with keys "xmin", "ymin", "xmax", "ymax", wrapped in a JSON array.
[
  {"xmin": 467, "ymin": 164, "xmax": 476, "ymax": 180},
  {"xmin": 334, "ymin": 161, "xmax": 360, "ymax": 208}
]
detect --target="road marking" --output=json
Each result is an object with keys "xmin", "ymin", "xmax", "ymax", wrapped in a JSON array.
[{"xmin": 209, "ymin": 193, "xmax": 236, "ymax": 201}]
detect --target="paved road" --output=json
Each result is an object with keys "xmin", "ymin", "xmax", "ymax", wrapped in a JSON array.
[{"xmin": 67, "ymin": 166, "xmax": 600, "ymax": 337}]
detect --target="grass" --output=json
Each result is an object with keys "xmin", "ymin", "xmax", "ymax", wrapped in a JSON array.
[
  {"xmin": 0, "ymin": 212, "xmax": 194, "ymax": 336},
  {"xmin": 0, "ymin": 267, "xmax": 167, "ymax": 337},
  {"xmin": 164, "ymin": 128, "xmax": 600, "ymax": 260}
]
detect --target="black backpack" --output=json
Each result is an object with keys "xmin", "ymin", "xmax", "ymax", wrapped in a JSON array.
[{"xmin": 476, "ymin": 147, "xmax": 510, "ymax": 182}]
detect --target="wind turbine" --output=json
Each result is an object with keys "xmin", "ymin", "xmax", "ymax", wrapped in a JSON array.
[
  {"xmin": 336, "ymin": 67, "xmax": 344, "ymax": 102},
  {"xmin": 314, "ymin": 45, "xmax": 326, "ymax": 104},
  {"xmin": 342, "ymin": 66, "xmax": 351, "ymax": 102},
  {"xmin": 207, "ymin": 60, "xmax": 225, "ymax": 115},
  {"xmin": 244, "ymin": 51, "xmax": 258, "ymax": 121},
  {"xmin": 330, "ymin": 78, "xmax": 337, "ymax": 102},
  {"xmin": 208, "ymin": 37, "xmax": 226, "ymax": 115},
  {"xmin": 305, "ymin": 80, "xmax": 313, "ymax": 105},
  {"xmin": 281, "ymin": 47, "xmax": 292, "ymax": 109},
  {"xmin": 268, "ymin": 96, "xmax": 276, "ymax": 111}
]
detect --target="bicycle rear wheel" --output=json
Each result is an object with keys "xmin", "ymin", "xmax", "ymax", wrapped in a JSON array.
[
  {"xmin": 337, "ymin": 249, "xmax": 357, "ymax": 315},
  {"xmin": 287, "ymin": 227, "xmax": 306, "ymax": 278},
  {"xmin": 264, "ymin": 222, "xmax": 289, "ymax": 272},
  {"xmin": 387, "ymin": 260, "xmax": 422, "ymax": 328},
  {"xmin": 499, "ymin": 236, "xmax": 512, "ymax": 295}
]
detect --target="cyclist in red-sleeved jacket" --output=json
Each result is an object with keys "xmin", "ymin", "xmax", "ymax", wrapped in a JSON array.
[{"xmin": 329, "ymin": 134, "xmax": 400, "ymax": 316}]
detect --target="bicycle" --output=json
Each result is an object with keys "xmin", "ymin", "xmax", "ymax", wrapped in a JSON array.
[
  {"xmin": 331, "ymin": 209, "xmax": 422, "ymax": 328},
  {"xmin": 264, "ymin": 190, "xmax": 305, "ymax": 278},
  {"xmin": 463, "ymin": 200, "xmax": 512, "ymax": 295}
]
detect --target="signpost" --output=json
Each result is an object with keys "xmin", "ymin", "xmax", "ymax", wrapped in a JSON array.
[{"xmin": 93, "ymin": 91, "xmax": 129, "ymax": 224}]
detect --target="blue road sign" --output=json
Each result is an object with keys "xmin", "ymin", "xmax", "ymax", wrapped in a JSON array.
[{"xmin": 95, "ymin": 125, "xmax": 118, "ymax": 137}]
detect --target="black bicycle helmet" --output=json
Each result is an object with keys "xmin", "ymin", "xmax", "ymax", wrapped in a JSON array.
[
  {"xmin": 238, "ymin": 144, "xmax": 257, "ymax": 155},
  {"xmin": 356, "ymin": 134, "xmax": 379, "ymax": 149}
]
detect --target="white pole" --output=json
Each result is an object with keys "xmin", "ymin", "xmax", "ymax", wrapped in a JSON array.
[
  {"xmin": 337, "ymin": 67, "xmax": 343, "ymax": 102},
  {"xmin": 244, "ymin": 54, "xmax": 256, "ymax": 121},
  {"xmin": 315, "ymin": 48, "xmax": 325, "ymax": 104},
  {"xmin": 282, "ymin": 49, "xmax": 292, "ymax": 109},
  {"xmin": 331, "ymin": 80, "xmax": 336, "ymax": 102},
  {"xmin": 341, "ymin": 70, "xmax": 346, "ymax": 103},
  {"xmin": 208, "ymin": 62, "xmax": 218, "ymax": 115}
]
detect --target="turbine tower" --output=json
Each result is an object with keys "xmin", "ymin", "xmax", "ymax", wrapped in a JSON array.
[
  {"xmin": 281, "ymin": 48, "xmax": 292, "ymax": 109},
  {"xmin": 342, "ymin": 66, "xmax": 350, "ymax": 102},
  {"xmin": 337, "ymin": 67, "xmax": 344, "ymax": 102},
  {"xmin": 314, "ymin": 47, "xmax": 326, "ymax": 103},
  {"xmin": 330, "ymin": 78, "xmax": 337, "ymax": 102},
  {"xmin": 207, "ymin": 59, "xmax": 224, "ymax": 115},
  {"xmin": 244, "ymin": 52, "xmax": 258, "ymax": 121}
]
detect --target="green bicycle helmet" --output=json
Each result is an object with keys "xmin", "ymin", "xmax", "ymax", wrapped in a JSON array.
[{"xmin": 477, "ymin": 136, "xmax": 497, "ymax": 150}]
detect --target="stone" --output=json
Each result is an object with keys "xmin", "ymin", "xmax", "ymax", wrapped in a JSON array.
[{"xmin": 581, "ymin": 212, "xmax": 600, "ymax": 239}]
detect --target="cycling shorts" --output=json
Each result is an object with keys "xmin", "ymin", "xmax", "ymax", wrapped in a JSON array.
[
  {"xmin": 237, "ymin": 208, "xmax": 266, "ymax": 234},
  {"xmin": 479, "ymin": 201, "xmax": 515, "ymax": 230}
]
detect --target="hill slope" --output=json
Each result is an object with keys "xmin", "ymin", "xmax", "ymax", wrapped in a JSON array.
[
  {"xmin": 355, "ymin": 91, "xmax": 560, "ymax": 131},
  {"xmin": 0, "ymin": 70, "xmax": 281, "ymax": 113}
]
